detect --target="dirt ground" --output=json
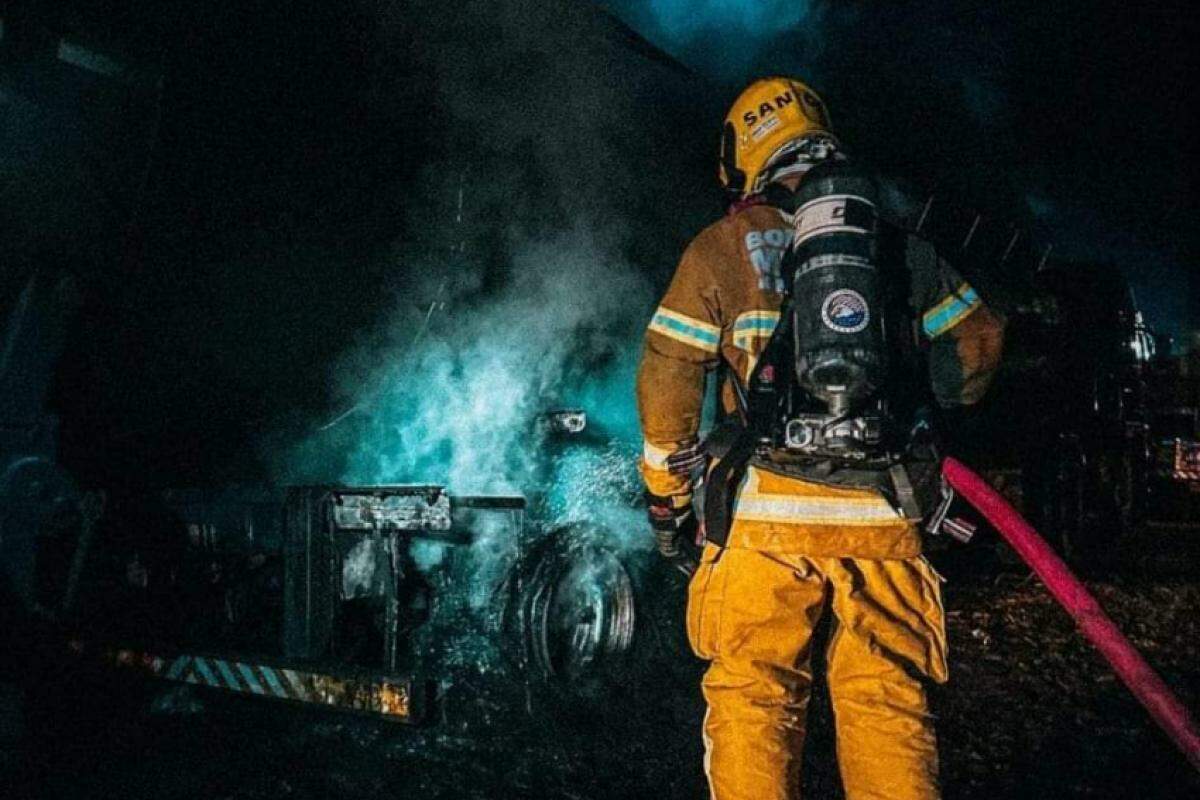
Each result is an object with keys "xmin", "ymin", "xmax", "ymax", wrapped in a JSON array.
[
  {"xmin": 935, "ymin": 574, "xmax": 1200, "ymax": 799},
  {"xmin": 5, "ymin": 565, "xmax": 1200, "ymax": 799}
]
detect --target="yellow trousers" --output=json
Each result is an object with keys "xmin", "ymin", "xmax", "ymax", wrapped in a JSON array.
[{"xmin": 686, "ymin": 545, "xmax": 949, "ymax": 800}]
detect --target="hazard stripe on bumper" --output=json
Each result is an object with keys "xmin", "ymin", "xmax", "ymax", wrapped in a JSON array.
[{"xmin": 71, "ymin": 641, "xmax": 417, "ymax": 722}]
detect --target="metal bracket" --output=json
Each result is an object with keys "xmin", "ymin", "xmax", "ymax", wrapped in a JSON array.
[{"xmin": 926, "ymin": 477, "xmax": 976, "ymax": 543}]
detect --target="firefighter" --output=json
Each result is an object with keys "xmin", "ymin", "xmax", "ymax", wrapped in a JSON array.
[{"xmin": 636, "ymin": 77, "xmax": 1005, "ymax": 800}]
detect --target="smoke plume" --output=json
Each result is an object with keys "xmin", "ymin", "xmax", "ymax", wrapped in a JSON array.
[{"xmin": 272, "ymin": 0, "xmax": 712, "ymax": 541}]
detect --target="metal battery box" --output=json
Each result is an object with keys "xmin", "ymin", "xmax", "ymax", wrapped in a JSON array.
[{"xmin": 282, "ymin": 486, "xmax": 523, "ymax": 670}]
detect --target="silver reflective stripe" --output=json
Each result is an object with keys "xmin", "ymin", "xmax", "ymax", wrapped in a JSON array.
[{"xmin": 734, "ymin": 496, "xmax": 900, "ymax": 523}]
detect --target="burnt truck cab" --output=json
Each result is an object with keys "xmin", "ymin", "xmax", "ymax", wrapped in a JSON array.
[
  {"xmin": 46, "ymin": 409, "xmax": 690, "ymax": 727},
  {"xmin": 0, "ymin": 269, "xmax": 686, "ymax": 728}
]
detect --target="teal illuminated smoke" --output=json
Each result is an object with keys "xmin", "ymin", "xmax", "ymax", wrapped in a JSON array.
[
  {"xmin": 632, "ymin": 0, "xmax": 814, "ymax": 42},
  {"xmin": 284, "ymin": 227, "xmax": 652, "ymax": 537},
  {"xmin": 600, "ymin": 0, "xmax": 820, "ymax": 84}
]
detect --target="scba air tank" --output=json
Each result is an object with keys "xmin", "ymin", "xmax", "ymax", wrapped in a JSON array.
[{"xmin": 787, "ymin": 159, "xmax": 885, "ymax": 417}]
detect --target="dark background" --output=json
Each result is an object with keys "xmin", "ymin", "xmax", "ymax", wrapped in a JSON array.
[
  {"xmin": 2, "ymin": 5, "xmax": 1199, "ymax": 798},
  {"xmin": 1, "ymin": 0, "xmax": 1197, "ymax": 489}
]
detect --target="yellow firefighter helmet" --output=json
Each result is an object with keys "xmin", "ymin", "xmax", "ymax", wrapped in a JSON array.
[{"xmin": 719, "ymin": 76, "xmax": 836, "ymax": 199}]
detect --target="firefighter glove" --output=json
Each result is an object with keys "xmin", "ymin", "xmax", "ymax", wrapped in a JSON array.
[{"xmin": 647, "ymin": 493, "xmax": 700, "ymax": 576}]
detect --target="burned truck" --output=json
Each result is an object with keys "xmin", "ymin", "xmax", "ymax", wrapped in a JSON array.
[{"xmin": 3, "ymin": 318, "xmax": 692, "ymax": 727}]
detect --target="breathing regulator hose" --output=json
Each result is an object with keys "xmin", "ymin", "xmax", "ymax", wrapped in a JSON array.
[{"xmin": 941, "ymin": 457, "xmax": 1200, "ymax": 771}]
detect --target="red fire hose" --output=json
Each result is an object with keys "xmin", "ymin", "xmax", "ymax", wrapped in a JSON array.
[{"xmin": 942, "ymin": 457, "xmax": 1200, "ymax": 771}]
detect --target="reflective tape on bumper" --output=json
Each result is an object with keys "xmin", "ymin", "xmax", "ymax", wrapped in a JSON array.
[{"xmin": 71, "ymin": 641, "xmax": 418, "ymax": 722}]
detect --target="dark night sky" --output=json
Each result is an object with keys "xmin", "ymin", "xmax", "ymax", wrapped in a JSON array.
[
  {"xmin": 599, "ymin": 0, "xmax": 1199, "ymax": 341},
  {"xmin": 2, "ymin": 0, "xmax": 1197, "ymax": 487}
]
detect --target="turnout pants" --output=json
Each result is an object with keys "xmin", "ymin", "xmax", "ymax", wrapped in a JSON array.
[{"xmin": 687, "ymin": 545, "xmax": 949, "ymax": 800}]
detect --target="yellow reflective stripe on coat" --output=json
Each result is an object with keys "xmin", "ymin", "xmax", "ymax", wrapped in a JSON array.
[
  {"xmin": 923, "ymin": 283, "xmax": 981, "ymax": 338},
  {"xmin": 731, "ymin": 310, "xmax": 780, "ymax": 379},
  {"xmin": 731, "ymin": 310, "xmax": 780, "ymax": 351},
  {"xmin": 642, "ymin": 440, "xmax": 676, "ymax": 470},
  {"xmin": 733, "ymin": 468, "xmax": 901, "ymax": 525},
  {"xmin": 648, "ymin": 306, "xmax": 721, "ymax": 353},
  {"xmin": 642, "ymin": 441, "xmax": 697, "ymax": 505}
]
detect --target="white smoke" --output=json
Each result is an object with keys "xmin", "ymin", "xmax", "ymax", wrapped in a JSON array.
[{"xmin": 332, "ymin": 224, "xmax": 653, "ymax": 495}]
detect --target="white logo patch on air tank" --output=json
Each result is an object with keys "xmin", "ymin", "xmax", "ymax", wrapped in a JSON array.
[{"xmin": 821, "ymin": 289, "xmax": 870, "ymax": 334}]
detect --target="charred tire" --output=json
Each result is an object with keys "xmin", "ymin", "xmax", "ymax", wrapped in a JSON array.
[{"xmin": 504, "ymin": 524, "xmax": 636, "ymax": 704}]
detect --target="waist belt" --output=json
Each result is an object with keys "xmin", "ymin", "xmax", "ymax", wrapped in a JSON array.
[{"xmin": 702, "ymin": 427, "xmax": 931, "ymax": 547}]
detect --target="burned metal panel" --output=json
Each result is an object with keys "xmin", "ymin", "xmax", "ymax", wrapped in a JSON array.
[
  {"xmin": 281, "ymin": 486, "xmax": 526, "ymax": 670},
  {"xmin": 161, "ymin": 487, "xmax": 285, "ymax": 554},
  {"xmin": 282, "ymin": 488, "xmax": 336, "ymax": 662},
  {"xmin": 330, "ymin": 487, "xmax": 451, "ymax": 532}
]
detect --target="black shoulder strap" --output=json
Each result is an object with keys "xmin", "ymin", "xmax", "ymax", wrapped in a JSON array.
[
  {"xmin": 702, "ymin": 430, "xmax": 758, "ymax": 548},
  {"xmin": 703, "ymin": 299, "xmax": 794, "ymax": 547},
  {"xmin": 880, "ymin": 222, "xmax": 934, "ymax": 431},
  {"xmin": 745, "ymin": 298, "xmax": 794, "ymax": 430}
]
